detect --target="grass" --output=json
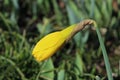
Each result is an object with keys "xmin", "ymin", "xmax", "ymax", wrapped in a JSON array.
[
  {"xmin": 94, "ymin": 22, "xmax": 113, "ymax": 80},
  {"xmin": 0, "ymin": 0, "xmax": 120, "ymax": 80}
]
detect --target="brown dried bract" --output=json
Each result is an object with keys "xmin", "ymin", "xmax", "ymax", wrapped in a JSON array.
[{"xmin": 66, "ymin": 19, "xmax": 94, "ymax": 42}]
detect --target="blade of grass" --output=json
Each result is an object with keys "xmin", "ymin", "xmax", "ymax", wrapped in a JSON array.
[
  {"xmin": 0, "ymin": 56, "xmax": 28, "ymax": 80},
  {"xmin": 52, "ymin": 0, "xmax": 62, "ymax": 25},
  {"xmin": 94, "ymin": 22, "xmax": 113, "ymax": 80},
  {"xmin": 0, "ymin": 13, "xmax": 11, "ymax": 32},
  {"xmin": 95, "ymin": 76, "xmax": 101, "ymax": 80}
]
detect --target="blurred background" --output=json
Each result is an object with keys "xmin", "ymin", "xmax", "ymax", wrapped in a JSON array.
[{"xmin": 0, "ymin": 0, "xmax": 120, "ymax": 80}]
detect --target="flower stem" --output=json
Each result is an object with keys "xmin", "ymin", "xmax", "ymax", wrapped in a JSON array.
[{"xmin": 93, "ymin": 22, "xmax": 113, "ymax": 80}]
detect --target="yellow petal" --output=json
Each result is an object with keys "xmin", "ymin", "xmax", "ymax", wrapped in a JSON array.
[
  {"xmin": 60, "ymin": 24, "xmax": 77, "ymax": 40},
  {"xmin": 32, "ymin": 32, "xmax": 64, "ymax": 62}
]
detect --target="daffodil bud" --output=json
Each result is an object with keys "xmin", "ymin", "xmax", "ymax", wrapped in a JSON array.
[{"xmin": 32, "ymin": 19, "xmax": 94, "ymax": 62}]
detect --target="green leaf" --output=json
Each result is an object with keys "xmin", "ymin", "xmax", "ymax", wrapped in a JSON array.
[
  {"xmin": 74, "ymin": 52, "xmax": 84, "ymax": 75},
  {"xmin": 68, "ymin": 1, "xmax": 84, "ymax": 19},
  {"xmin": 11, "ymin": 0, "xmax": 19, "ymax": 9},
  {"xmin": 40, "ymin": 59, "xmax": 54, "ymax": 80},
  {"xmin": 66, "ymin": 3, "xmax": 78, "ymax": 24},
  {"xmin": 52, "ymin": 0, "xmax": 62, "ymax": 25},
  {"xmin": 57, "ymin": 69, "xmax": 65, "ymax": 80}
]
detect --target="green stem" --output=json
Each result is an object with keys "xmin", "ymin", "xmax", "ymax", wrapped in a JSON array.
[{"xmin": 93, "ymin": 22, "xmax": 113, "ymax": 80}]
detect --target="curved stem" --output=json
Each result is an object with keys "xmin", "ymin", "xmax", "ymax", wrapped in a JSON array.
[
  {"xmin": 67, "ymin": 19, "xmax": 113, "ymax": 80},
  {"xmin": 66, "ymin": 19, "xmax": 94, "ymax": 42}
]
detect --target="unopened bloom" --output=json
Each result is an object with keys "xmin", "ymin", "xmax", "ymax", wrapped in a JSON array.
[{"xmin": 32, "ymin": 19, "xmax": 94, "ymax": 62}]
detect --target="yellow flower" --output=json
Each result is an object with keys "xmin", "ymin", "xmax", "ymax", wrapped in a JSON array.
[{"xmin": 32, "ymin": 19, "xmax": 94, "ymax": 62}]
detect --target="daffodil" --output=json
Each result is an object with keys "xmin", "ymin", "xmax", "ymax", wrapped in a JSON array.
[{"xmin": 32, "ymin": 19, "xmax": 94, "ymax": 62}]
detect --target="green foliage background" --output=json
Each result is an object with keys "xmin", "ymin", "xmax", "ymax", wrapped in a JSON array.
[{"xmin": 0, "ymin": 0, "xmax": 120, "ymax": 80}]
